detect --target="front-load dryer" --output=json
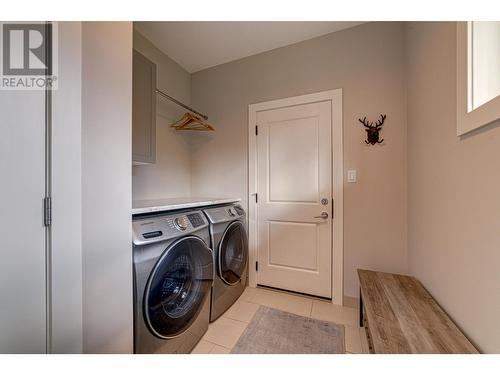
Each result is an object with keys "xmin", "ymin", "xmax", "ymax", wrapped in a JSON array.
[
  {"xmin": 132, "ymin": 210, "xmax": 213, "ymax": 354},
  {"xmin": 203, "ymin": 204, "xmax": 248, "ymax": 322}
]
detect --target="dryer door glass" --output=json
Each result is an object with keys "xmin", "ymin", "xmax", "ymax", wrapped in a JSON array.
[
  {"xmin": 145, "ymin": 236, "xmax": 213, "ymax": 338},
  {"xmin": 218, "ymin": 221, "xmax": 248, "ymax": 285}
]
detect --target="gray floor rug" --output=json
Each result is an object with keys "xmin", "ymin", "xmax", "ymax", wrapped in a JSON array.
[{"xmin": 231, "ymin": 306, "xmax": 345, "ymax": 354}]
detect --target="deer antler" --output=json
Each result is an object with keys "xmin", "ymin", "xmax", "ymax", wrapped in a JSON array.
[
  {"xmin": 358, "ymin": 116, "xmax": 374, "ymax": 128},
  {"xmin": 374, "ymin": 114, "xmax": 386, "ymax": 128}
]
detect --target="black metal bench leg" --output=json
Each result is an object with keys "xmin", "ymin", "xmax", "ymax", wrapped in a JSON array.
[{"xmin": 359, "ymin": 289, "xmax": 364, "ymax": 327}]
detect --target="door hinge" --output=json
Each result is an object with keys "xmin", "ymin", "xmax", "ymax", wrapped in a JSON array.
[
  {"xmin": 332, "ymin": 199, "xmax": 334, "ymax": 218},
  {"xmin": 255, "ymin": 193, "xmax": 258, "ymax": 203},
  {"xmin": 255, "ymin": 125, "xmax": 258, "ymax": 136},
  {"xmin": 255, "ymin": 261, "xmax": 259, "ymax": 271},
  {"xmin": 43, "ymin": 196, "xmax": 52, "ymax": 227}
]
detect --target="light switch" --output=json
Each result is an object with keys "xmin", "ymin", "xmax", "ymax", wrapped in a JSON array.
[{"xmin": 347, "ymin": 170, "xmax": 357, "ymax": 183}]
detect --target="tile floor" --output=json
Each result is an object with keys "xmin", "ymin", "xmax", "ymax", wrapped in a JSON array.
[{"xmin": 191, "ymin": 286, "xmax": 370, "ymax": 354}]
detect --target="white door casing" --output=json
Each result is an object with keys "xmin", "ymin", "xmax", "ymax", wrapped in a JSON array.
[{"xmin": 248, "ymin": 89, "xmax": 343, "ymax": 304}]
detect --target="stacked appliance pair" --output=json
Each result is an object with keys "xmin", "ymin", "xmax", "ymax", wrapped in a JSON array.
[{"xmin": 132, "ymin": 203, "xmax": 248, "ymax": 354}]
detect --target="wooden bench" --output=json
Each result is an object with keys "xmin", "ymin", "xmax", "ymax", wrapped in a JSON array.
[{"xmin": 358, "ymin": 269, "xmax": 479, "ymax": 354}]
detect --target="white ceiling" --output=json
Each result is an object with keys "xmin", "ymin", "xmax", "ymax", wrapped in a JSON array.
[{"xmin": 134, "ymin": 22, "xmax": 364, "ymax": 73}]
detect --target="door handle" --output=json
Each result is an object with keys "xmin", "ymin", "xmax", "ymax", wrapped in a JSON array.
[{"xmin": 314, "ymin": 212, "xmax": 329, "ymax": 219}]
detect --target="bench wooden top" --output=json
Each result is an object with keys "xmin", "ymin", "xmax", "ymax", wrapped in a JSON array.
[{"xmin": 358, "ymin": 269, "xmax": 479, "ymax": 354}]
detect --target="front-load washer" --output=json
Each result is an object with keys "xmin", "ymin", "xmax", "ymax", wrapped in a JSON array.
[
  {"xmin": 132, "ymin": 209, "xmax": 213, "ymax": 354},
  {"xmin": 203, "ymin": 204, "xmax": 248, "ymax": 321}
]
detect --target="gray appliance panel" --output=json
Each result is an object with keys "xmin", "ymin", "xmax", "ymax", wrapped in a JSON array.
[
  {"xmin": 134, "ymin": 291, "xmax": 211, "ymax": 354},
  {"xmin": 203, "ymin": 204, "xmax": 245, "ymax": 224},
  {"xmin": 211, "ymin": 268, "xmax": 247, "ymax": 321},
  {"xmin": 133, "ymin": 229, "xmax": 211, "ymax": 297},
  {"xmin": 133, "ymin": 211, "xmax": 213, "ymax": 354},
  {"xmin": 132, "ymin": 210, "xmax": 208, "ymax": 246},
  {"xmin": 203, "ymin": 204, "xmax": 248, "ymax": 322}
]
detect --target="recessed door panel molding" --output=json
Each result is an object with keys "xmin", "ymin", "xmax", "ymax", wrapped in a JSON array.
[
  {"xmin": 268, "ymin": 221, "xmax": 319, "ymax": 272},
  {"xmin": 268, "ymin": 116, "xmax": 320, "ymax": 203}
]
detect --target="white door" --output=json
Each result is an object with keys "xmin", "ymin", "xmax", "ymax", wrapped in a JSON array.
[
  {"xmin": 256, "ymin": 100, "xmax": 332, "ymax": 298},
  {"xmin": 0, "ymin": 88, "xmax": 47, "ymax": 352}
]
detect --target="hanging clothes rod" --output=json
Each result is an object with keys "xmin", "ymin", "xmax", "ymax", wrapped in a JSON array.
[{"xmin": 155, "ymin": 89, "xmax": 208, "ymax": 120}]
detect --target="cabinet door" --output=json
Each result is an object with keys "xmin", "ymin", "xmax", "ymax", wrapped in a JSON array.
[
  {"xmin": 0, "ymin": 83, "xmax": 47, "ymax": 353},
  {"xmin": 132, "ymin": 50, "xmax": 156, "ymax": 164}
]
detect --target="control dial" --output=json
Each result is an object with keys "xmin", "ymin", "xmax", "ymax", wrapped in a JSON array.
[{"xmin": 174, "ymin": 216, "xmax": 189, "ymax": 231}]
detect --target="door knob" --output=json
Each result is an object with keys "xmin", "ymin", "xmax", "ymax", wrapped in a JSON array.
[{"xmin": 314, "ymin": 212, "xmax": 329, "ymax": 219}]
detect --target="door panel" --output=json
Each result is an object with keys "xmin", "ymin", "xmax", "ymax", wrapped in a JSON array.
[
  {"xmin": 268, "ymin": 221, "xmax": 318, "ymax": 271},
  {"xmin": 268, "ymin": 117, "xmax": 319, "ymax": 202},
  {"xmin": 132, "ymin": 50, "xmax": 156, "ymax": 164},
  {"xmin": 257, "ymin": 101, "xmax": 332, "ymax": 298},
  {"xmin": 0, "ymin": 89, "xmax": 47, "ymax": 353}
]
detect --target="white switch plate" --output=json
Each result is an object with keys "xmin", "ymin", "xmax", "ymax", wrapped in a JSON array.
[{"xmin": 347, "ymin": 170, "xmax": 357, "ymax": 183}]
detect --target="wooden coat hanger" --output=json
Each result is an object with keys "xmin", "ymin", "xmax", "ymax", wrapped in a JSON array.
[
  {"xmin": 171, "ymin": 112, "xmax": 215, "ymax": 131},
  {"xmin": 155, "ymin": 88, "xmax": 214, "ymax": 131}
]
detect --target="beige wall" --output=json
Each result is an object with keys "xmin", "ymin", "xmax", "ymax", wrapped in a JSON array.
[
  {"xmin": 191, "ymin": 22, "xmax": 408, "ymax": 297},
  {"xmin": 406, "ymin": 22, "xmax": 500, "ymax": 353},
  {"xmin": 82, "ymin": 22, "xmax": 133, "ymax": 353},
  {"xmin": 132, "ymin": 30, "xmax": 193, "ymax": 200}
]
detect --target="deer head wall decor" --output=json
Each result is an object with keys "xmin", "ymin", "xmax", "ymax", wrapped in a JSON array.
[{"xmin": 358, "ymin": 114, "xmax": 386, "ymax": 145}]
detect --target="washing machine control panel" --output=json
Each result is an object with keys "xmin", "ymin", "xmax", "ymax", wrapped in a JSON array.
[
  {"xmin": 203, "ymin": 204, "xmax": 246, "ymax": 224},
  {"xmin": 173, "ymin": 216, "xmax": 189, "ymax": 231},
  {"xmin": 132, "ymin": 210, "xmax": 208, "ymax": 245},
  {"xmin": 187, "ymin": 213, "xmax": 205, "ymax": 228}
]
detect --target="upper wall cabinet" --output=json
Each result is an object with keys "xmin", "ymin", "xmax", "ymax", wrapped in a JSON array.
[
  {"xmin": 133, "ymin": 50, "xmax": 156, "ymax": 164},
  {"xmin": 457, "ymin": 22, "xmax": 500, "ymax": 135}
]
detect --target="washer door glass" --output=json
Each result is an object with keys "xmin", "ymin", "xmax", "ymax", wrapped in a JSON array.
[
  {"xmin": 145, "ymin": 236, "xmax": 213, "ymax": 339},
  {"xmin": 218, "ymin": 221, "xmax": 248, "ymax": 285}
]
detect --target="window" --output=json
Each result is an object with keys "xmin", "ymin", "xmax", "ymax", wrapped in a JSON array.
[
  {"xmin": 469, "ymin": 22, "xmax": 500, "ymax": 111},
  {"xmin": 457, "ymin": 22, "xmax": 500, "ymax": 135}
]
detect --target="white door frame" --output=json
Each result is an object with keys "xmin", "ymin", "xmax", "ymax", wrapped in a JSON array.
[{"xmin": 248, "ymin": 89, "xmax": 344, "ymax": 306}]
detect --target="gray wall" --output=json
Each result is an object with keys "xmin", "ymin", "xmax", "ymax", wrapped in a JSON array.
[
  {"xmin": 82, "ymin": 22, "xmax": 133, "ymax": 353},
  {"xmin": 132, "ymin": 30, "xmax": 193, "ymax": 201},
  {"xmin": 406, "ymin": 22, "xmax": 500, "ymax": 354},
  {"xmin": 190, "ymin": 22, "xmax": 408, "ymax": 298}
]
